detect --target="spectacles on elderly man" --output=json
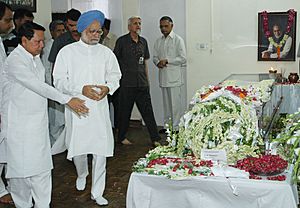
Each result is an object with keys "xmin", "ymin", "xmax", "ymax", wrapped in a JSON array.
[{"xmin": 88, "ymin": 29, "xmax": 103, "ymax": 35}]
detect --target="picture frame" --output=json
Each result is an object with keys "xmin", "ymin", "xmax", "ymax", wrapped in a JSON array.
[
  {"xmin": 2, "ymin": 0, "xmax": 36, "ymax": 12},
  {"xmin": 257, "ymin": 11, "xmax": 297, "ymax": 61}
]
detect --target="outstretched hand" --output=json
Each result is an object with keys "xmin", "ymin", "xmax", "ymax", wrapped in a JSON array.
[{"xmin": 67, "ymin": 98, "xmax": 89, "ymax": 115}]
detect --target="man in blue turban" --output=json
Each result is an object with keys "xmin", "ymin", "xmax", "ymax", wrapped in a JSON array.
[{"xmin": 53, "ymin": 9, "xmax": 121, "ymax": 206}]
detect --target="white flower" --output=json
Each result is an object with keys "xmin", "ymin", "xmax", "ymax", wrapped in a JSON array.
[{"xmin": 294, "ymin": 148, "xmax": 300, "ymax": 156}]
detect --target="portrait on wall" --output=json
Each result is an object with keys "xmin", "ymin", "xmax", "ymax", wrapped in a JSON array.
[
  {"xmin": 258, "ymin": 10, "xmax": 297, "ymax": 61},
  {"xmin": 2, "ymin": 0, "xmax": 36, "ymax": 12}
]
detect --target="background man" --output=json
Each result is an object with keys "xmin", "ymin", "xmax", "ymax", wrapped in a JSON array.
[
  {"xmin": 262, "ymin": 24, "xmax": 292, "ymax": 59},
  {"xmin": 0, "ymin": 2, "xmax": 13, "ymax": 204},
  {"xmin": 41, "ymin": 20, "xmax": 66, "ymax": 147},
  {"xmin": 3, "ymin": 8, "xmax": 34, "ymax": 54},
  {"xmin": 153, "ymin": 16, "xmax": 186, "ymax": 132},
  {"xmin": 100, "ymin": 18, "xmax": 119, "ymax": 130},
  {"xmin": 48, "ymin": 8, "xmax": 81, "ymax": 153},
  {"xmin": 114, "ymin": 16, "xmax": 161, "ymax": 146},
  {"xmin": 53, "ymin": 10, "xmax": 121, "ymax": 206},
  {"xmin": 48, "ymin": 8, "xmax": 81, "ymax": 64},
  {"xmin": 2, "ymin": 22, "xmax": 88, "ymax": 208}
]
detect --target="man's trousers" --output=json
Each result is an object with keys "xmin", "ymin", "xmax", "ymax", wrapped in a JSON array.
[
  {"xmin": 73, "ymin": 154, "xmax": 106, "ymax": 200},
  {"xmin": 9, "ymin": 170, "xmax": 51, "ymax": 208}
]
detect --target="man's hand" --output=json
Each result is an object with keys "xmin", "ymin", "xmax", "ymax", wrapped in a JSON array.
[
  {"xmin": 82, "ymin": 85, "xmax": 101, "ymax": 101},
  {"xmin": 67, "ymin": 98, "xmax": 89, "ymax": 115},
  {"xmin": 93, "ymin": 85, "xmax": 109, "ymax": 100},
  {"xmin": 157, "ymin": 59, "xmax": 168, "ymax": 68}
]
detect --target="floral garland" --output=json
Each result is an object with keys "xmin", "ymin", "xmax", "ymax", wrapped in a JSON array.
[
  {"xmin": 261, "ymin": 9, "xmax": 295, "ymax": 57},
  {"xmin": 176, "ymin": 95, "xmax": 262, "ymax": 162}
]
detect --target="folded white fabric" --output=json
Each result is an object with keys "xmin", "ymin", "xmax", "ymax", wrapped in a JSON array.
[{"xmin": 211, "ymin": 166, "xmax": 249, "ymax": 178}]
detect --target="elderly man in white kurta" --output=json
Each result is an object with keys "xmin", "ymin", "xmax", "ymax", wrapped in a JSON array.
[
  {"xmin": 53, "ymin": 10, "xmax": 121, "ymax": 206},
  {"xmin": 0, "ymin": 2, "xmax": 13, "ymax": 205},
  {"xmin": 2, "ymin": 22, "xmax": 88, "ymax": 208},
  {"xmin": 153, "ymin": 16, "xmax": 187, "ymax": 131}
]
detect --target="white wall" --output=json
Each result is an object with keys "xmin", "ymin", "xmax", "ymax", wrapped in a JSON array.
[
  {"xmin": 34, "ymin": 0, "xmax": 52, "ymax": 39},
  {"xmin": 186, "ymin": 0, "xmax": 300, "ymax": 102}
]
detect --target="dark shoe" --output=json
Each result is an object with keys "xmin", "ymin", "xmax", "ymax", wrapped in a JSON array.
[{"xmin": 159, "ymin": 129, "xmax": 167, "ymax": 134}]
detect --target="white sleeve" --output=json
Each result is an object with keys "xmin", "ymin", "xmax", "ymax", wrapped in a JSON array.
[
  {"xmin": 6, "ymin": 55, "xmax": 71, "ymax": 104},
  {"xmin": 280, "ymin": 36, "xmax": 292, "ymax": 58},
  {"xmin": 105, "ymin": 50, "xmax": 122, "ymax": 95},
  {"xmin": 153, "ymin": 39, "xmax": 160, "ymax": 66}
]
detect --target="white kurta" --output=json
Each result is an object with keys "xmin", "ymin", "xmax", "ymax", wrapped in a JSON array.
[
  {"xmin": 0, "ymin": 37, "xmax": 7, "ymax": 163},
  {"xmin": 2, "ymin": 45, "xmax": 71, "ymax": 178},
  {"xmin": 53, "ymin": 40, "xmax": 121, "ymax": 160}
]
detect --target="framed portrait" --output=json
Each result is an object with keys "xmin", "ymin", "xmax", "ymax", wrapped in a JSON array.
[
  {"xmin": 2, "ymin": 0, "xmax": 36, "ymax": 12},
  {"xmin": 258, "ymin": 10, "xmax": 297, "ymax": 61}
]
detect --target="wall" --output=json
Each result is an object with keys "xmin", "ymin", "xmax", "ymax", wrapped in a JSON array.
[
  {"xmin": 34, "ymin": 0, "xmax": 52, "ymax": 39},
  {"xmin": 186, "ymin": 0, "xmax": 300, "ymax": 102}
]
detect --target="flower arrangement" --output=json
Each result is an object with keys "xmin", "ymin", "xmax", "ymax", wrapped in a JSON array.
[
  {"xmin": 272, "ymin": 109, "xmax": 300, "ymax": 183},
  {"xmin": 133, "ymin": 155, "xmax": 213, "ymax": 179},
  {"xmin": 235, "ymin": 155, "xmax": 288, "ymax": 175}
]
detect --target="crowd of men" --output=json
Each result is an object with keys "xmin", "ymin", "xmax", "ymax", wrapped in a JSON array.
[{"xmin": 0, "ymin": 2, "xmax": 187, "ymax": 207}]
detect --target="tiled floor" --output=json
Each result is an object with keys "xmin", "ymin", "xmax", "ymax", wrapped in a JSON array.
[{"xmin": 0, "ymin": 121, "xmax": 158, "ymax": 208}]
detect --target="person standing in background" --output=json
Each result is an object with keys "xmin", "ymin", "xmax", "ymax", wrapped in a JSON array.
[
  {"xmin": 153, "ymin": 16, "xmax": 187, "ymax": 132},
  {"xmin": 114, "ymin": 16, "xmax": 161, "ymax": 146},
  {"xmin": 3, "ymin": 8, "xmax": 34, "ymax": 54},
  {"xmin": 100, "ymin": 18, "xmax": 119, "ymax": 130},
  {"xmin": 41, "ymin": 20, "xmax": 66, "ymax": 147},
  {"xmin": 47, "ymin": 8, "xmax": 81, "ymax": 153},
  {"xmin": 0, "ymin": 2, "xmax": 13, "ymax": 205}
]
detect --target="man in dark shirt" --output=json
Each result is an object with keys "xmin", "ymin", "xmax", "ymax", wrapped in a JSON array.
[
  {"xmin": 48, "ymin": 8, "xmax": 81, "ymax": 63},
  {"xmin": 3, "ymin": 8, "xmax": 34, "ymax": 54},
  {"xmin": 114, "ymin": 16, "xmax": 161, "ymax": 146}
]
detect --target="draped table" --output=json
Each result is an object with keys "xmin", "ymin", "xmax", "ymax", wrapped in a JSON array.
[
  {"xmin": 264, "ymin": 83, "xmax": 300, "ymax": 115},
  {"xmin": 126, "ymin": 172, "xmax": 298, "ymax": 208}
]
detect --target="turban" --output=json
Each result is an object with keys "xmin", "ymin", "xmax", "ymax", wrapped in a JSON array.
[{"xmin": 77, "ymin": 10, "xmax": 105, "ymax": 33}]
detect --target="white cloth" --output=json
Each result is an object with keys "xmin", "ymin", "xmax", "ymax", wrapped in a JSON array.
[
  {"xmin": 53, "ymin": 39, "xmax": 121, "ymax": 159},
  {"xmin": 127, "ymin": 173, "xmax": 298, "ymax": 208},
  {"xmin": 73, "ymin": 154, "xmax": 106, "ymax": 199},
  {"xmin": 153, "ymin": 30, "xmax": 186, "ymax": 88},
  {"xmin": 161, "ymin": 86, "xmax": 185, "ymax": 128},
  {"xmin": 10, "ymin": 170, "xmax": 51, "ymax": 208},
  {"xmin": 0, "ymin": 37, "xmax": 9, "ymax": 197},
  {"xmin": 0, "ymin": 164, "xmax": 8, "ymax": 198},
  {"xmin": 2, "ymin": 44, "xmax": 71, "ymax": 178},
  {"xmin": 41, "ymin": 39, "xmax": 53, "ymax": 85}
]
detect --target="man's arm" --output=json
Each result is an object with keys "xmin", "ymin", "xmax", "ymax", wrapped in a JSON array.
[{"xmin": 280, "ymin": 36, "xmax": 292, "ymax": 58}]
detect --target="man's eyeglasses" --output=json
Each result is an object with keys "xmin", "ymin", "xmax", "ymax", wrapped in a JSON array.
[{"xmin": 88, "ymin": 29, "xmax": 103, "ymax": 35}]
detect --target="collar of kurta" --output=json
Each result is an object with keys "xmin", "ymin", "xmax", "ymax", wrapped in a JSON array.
[
  {"xmin": 18, "ymin": 44, "xmax": 40, "ymax": 59},
  {"xmin": 161, "ymin": 30, "xmax": 175, "ymax": 39},
  {"xmin": 78, "ymin": 39, "xmax": 99, "ymax": 48}
]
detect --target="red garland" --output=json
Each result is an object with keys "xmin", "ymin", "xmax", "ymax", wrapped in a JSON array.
[{"xmin": 262, "ymin": 9, "xmax": 296, "ymax": 39}]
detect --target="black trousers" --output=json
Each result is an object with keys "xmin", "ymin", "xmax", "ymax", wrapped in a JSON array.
[
  {"xmin": 108, "ymin": 88, "xmax": 120, "ymax": 128},
  {"xmin": 118, "ymin": 86, "xmax": 160, "ymax": 142}
]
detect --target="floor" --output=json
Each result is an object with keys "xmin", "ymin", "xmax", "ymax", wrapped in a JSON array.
[{"xmin": 0, "ymin": 121, "xmax": 159, "ymax": 208}]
